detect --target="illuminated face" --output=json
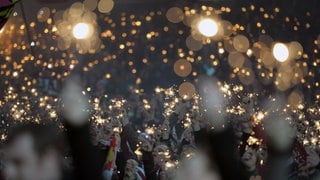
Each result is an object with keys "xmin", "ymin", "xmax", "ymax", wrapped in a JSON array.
[
  {"xmin": 91, "ymin": 123, "xmax": 113, "ymax": 145},
  {"xmin": 102, "ymin": 123, "xmax": 113, "ymax": 140},
  {"xmin": 233, "ymin": 123, "xmax": 243, "ymax": 139},
  {"xmin": 153, "ymin": 145, "xmax": 170, "ymax": 166},
  {"xmin": 161, "ymin": 120, "xmax": 171, "ymax": 140},
  {"xmin": 239, "ymin": 116, "xmax": 253, "ymax": 134},
  {"xmin": 119, "ymin": 114, "xmax": 129, "ymax": 127},
  {"xmin": 241, "ymin": 147, "xmax": 257, "ymax": 171},
  {"xmin": 4, "ymin": 134, "xmax": 61, "ymax": 180},
  {"xmin": 182, "ymin": 128, "xmax": 194, "ymax": 143},
  {"xmin": 124, "ymin": 159, "xmax": 138, "ymax": 180}
]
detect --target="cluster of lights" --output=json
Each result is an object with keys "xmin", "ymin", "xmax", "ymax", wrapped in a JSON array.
[{"xmin": 0, "ymin": 0, "xmax": 319, "ymax": 161}]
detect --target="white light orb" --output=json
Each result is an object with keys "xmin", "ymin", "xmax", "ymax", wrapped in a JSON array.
[
  {"xmin": 272, "ymin": 43, "xmax": 289, "ymax": 62},
  {"xmin": 73, "ymin": 23, "xmax": 90, "ymax": 39},
  {"xmin": 197, "ymin": 18, "xmax": 218, "ymax": 37}
]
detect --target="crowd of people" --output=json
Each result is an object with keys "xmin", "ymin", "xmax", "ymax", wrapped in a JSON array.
[
  {"xmin": 0, "ymin": 77, "xmax": 319, "ymax": 180},
  {"xmin": 1, "ymin": 0, "xmax": 320, "ymax": 180}
]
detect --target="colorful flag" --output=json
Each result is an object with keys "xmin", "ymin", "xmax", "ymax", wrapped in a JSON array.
[
  {"xmin": 0, "ymin": 0, "xmax": 20, "ymax": 30},
  {"xmin": 103, "ymin": 135, "xmax": 117, "ymax": 170}
]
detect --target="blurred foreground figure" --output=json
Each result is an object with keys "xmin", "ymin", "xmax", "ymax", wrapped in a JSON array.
[
  {"xmin": 60, "ymin": 76, "xmax": 103, "ymax": 180},
  {"xmin": 4, "ymin": 76, "xmax": 103, "ymax": 180},
  {"xmin": 4, "ymin": 122, "xmax": 69, "ymax": 180}
]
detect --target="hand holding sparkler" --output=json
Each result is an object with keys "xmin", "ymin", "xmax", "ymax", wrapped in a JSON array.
[{"xmin": 139, "ymin": 133, "xmax": 153, "ymax": 152}]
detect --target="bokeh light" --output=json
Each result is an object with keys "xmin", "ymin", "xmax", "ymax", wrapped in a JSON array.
[
  {"xmin": 288, "ymin": 41, "xmax": 303, "ymax": 60},
  {"xmin": 221, "ymin": 20, "xmax": 233, "ymax": 37},
  {"xmin": 166, "ymin": 7, "xmax": 184, "ymax": 23},
  {"xmin": 197, "ymin": 18, "xmax": 218, "ymax": 37},
  {"xmin": 98, "ymin": 0, "xmax": 114, "ymax": 13},
  {"xmin": 174, "ymin": 59, "xmax": 192, "ymax": 77},
  {"xmin": 37, "ymin": 7, "xmax": 51, "ymax": 22},
  {"xmin": 228, "ymin": 52, "xmax": 245, "ymax": 68},
  {"xmin": 186, "ymin": 35, "xmax": 203, "ymax": 51},
  {"xmin": 178, "ymin": 82, "xmax": 196, "ymax": 100},
  {"xmin": 288, "ymin": 90, "xmax": 304, "ymax": 109},
  {"xmin": 272, "ymin": 42, "xmax": 289, "ymax": 62},
  {"xmin": 233, "ymin": 35, "xmax": 250, "ymax": 53},
  {"xmin": 73, "ymin": 23, "xmax": 91, "ymax": 39},
  {"xmin": 84, "ymin": 0, "xmax": 98, "ymax": 11},
  {"xmin": 238, "ymin": 68, "xmax": 255, "ymax": 85},
  {"xmin": 1, "ymin": 2, "xmax": 320, "ymax": 175}
]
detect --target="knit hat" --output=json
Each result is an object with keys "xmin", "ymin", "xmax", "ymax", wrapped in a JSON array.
[{"xmin": 138, "ymin": 132, "xmax": 153, "ymax": 143}]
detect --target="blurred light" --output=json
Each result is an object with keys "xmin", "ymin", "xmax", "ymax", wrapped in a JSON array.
[
  {"xmin": 98, "ymin": 0, "xmax": 114, "ymax": 13},
  {"xmin": 186, "ymin": 35, "xmax": 203, "ymax": 51},
  {"xmin": 246, "ymin": 49, "xmax": 253, "ymax": 56},
  {"xmin": 37, "ymin": 7, "xmax": 51, "ymax": 22},
  {"xmin": 228, "ymin": 52, "xmax": 245, "ymax": 68},
  {"xmin": 178, "ymin": 82, "xmax": 196, "ymax": 100},
  {"xmin": 174, "ymin": 59, "xmax": 192, "ymax": 77},
  {"xmin": 198, "ymin": 18, "xmax": 218, "ymax": 37},
  {"xmin": 84, "ymin": 0, "xmax": 98, "ymax": 11},
  {"xmin": 218, "ymin": 48, "xmax": 225, "ymax": 54},
  {"xmin": 273, "ymin": 43, "xmax": 289, "ymax": 62},
  {"xmin": 166, "ymin": 7, "xmax": 184, "ymax": 23},
  {"xmin": 233, "ymin": 35, "xmax": 250, "ymax": 53},
  {"xmin": 73, "ymin": 23, "xmax": 91, "ymax": 39},
  {"xmin": 12, "ymin": 72, "xmax": 18, "ymax": 77}
]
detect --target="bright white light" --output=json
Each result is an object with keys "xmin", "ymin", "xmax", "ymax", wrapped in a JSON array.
[
  {"xmin": 197, "ymin": 18, "xmax": 218, "ymax": 37},
  {"xmin": 73, "ymin": 23, "xmax": 90, "ymax": 39},
  {"xmin": 273, "ymin": 43, "xmax": 289, "ymax": 62},
  {"xmin": 218, "ymin": 48, "xmax": 224, "ymax": 54},
  {"xmin": 69, "ymin": 64, "xmax": 75, "ymax": 70},
  {"xmin": 246, "ymin": 49, "xmax": 253, "ymax": 57}
]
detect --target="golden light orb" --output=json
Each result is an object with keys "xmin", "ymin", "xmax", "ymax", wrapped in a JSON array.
[
  {"xmin": 174, "ymin": 59, "xmax": 192, "ymax": 77},
  {"xmin": 178, "ymin": 82, "xmax": 196, "ymax": 100},
  {"xmin": 166, "ymin": 7, "xmax": 184, "ymax": 23},
  {"xmin": 98, "ymin": 0, "xmax": 114, "ymax": 13}
]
